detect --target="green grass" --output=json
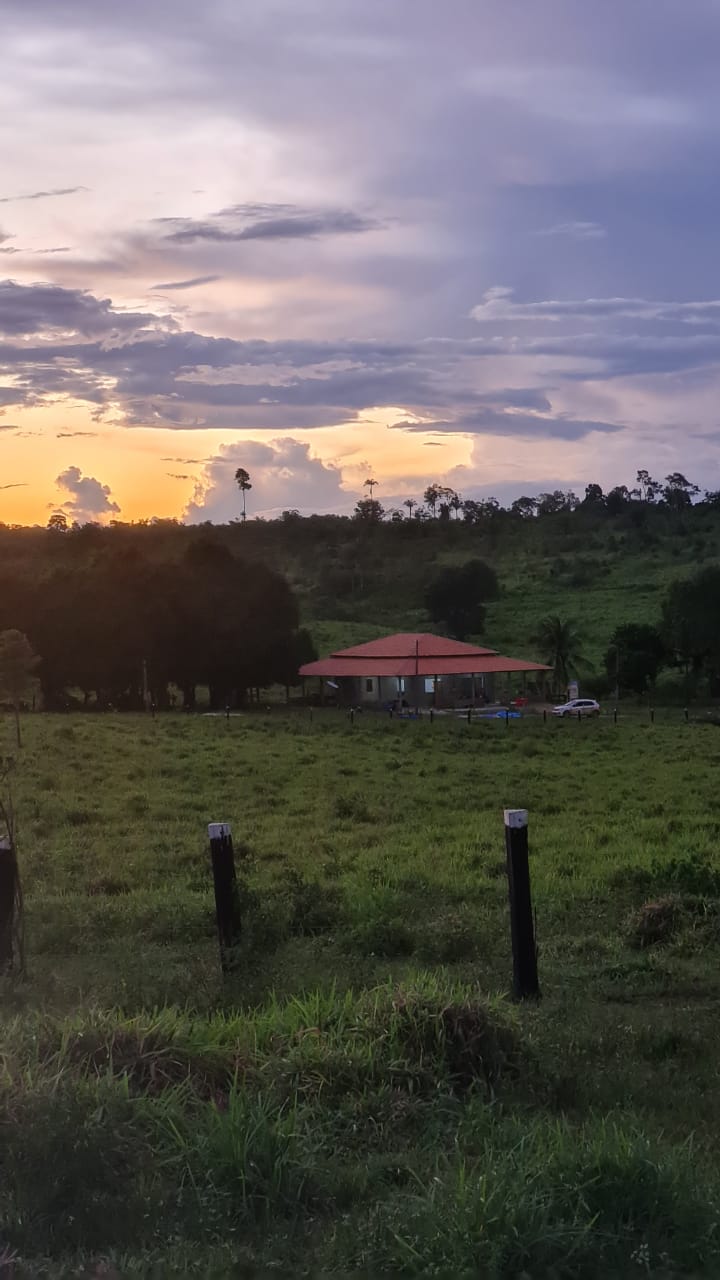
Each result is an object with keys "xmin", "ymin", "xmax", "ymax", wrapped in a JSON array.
[{"xmin": 5, "ymin": 710, "xmax": 720, "ymax": 1275}]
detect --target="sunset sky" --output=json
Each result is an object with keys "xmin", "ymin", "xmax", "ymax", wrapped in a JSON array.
[{"xmin": 3, "ymin": 1, "xmax": 720, "ymax": 525}]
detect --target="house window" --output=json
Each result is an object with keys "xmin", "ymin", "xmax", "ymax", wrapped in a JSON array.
[
  {"xmin": 365, "ymin": 679, "xmax": 374, "ymax": 693},
  {"xmin": 424, "ymin": 678, "xmax": 435, "ymax": 694}
]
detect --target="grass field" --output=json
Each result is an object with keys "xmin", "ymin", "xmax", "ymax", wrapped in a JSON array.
[{"xmin": 4, "ymin": 709, "xmax": 720, "ymax": 1276}]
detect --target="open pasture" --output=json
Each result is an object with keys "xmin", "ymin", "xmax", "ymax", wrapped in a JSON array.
[{"xmin": 3, "ymin": 710, "xmax": 720, "ymax": 1276}]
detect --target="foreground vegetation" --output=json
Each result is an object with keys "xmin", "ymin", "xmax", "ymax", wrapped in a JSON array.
[{"xmin": 3, "ymin": 710, "xmax": 720, "ymax": 1275}]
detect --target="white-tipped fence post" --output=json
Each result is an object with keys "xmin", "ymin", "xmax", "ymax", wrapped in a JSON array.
[
  {"xmin": 0, "ymin": 836, "xmax": 15, "ymax": 973},
  {"xmin": 208, "ymin": 822, "xmax": 242, "ymax": 973},
  {"xmin": 503, "ymin": 809, "xmax": 540, "ymax": 1000}
]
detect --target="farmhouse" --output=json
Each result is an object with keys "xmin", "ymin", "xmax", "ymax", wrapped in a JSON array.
[{"xmin": 299, "ymin": 632, "xmax": 550, "ymax": 709}]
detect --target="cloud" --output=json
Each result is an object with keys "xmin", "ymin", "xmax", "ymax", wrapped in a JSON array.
[
  {"xmin": 390, "ymin": 408, "xmax": 621, "ymax": 441},
  {"xmin": 151, "ymin": 275, "xmax": 221, "ymax": 291},
  {"xmin": 470, "ymin": 286, "xmax": 720, "ymax": 326},
  {"xmin": 0, "ymin": 482, "xmax": 27, "ymax": 490},
  {"xmin": 536, "ymin": 221, "xmax": 607, "ymax": 241},
  {"xmin": 185, "ymin": 437, "xmax": 348, "ymax": 522},
  {"xmin": 0, "ymin": 186, "xmax": 87, "ymax": 204},
  {"xmin": 156, "ymin": 203, "xmax": 382, "ymax": 244},
  {"xmin": 55, "ymin": 465, "xmax": 120, "ymax": 522},
  {"xmin": 167, "ymin": 471, "xmax": 192, "ymax": 479},
  {"xmin": 0, "ymin": 279, "xmax": 175, "ymax": 339},
  {"xmin": 56, "ymin": 430, "xmax": 98, "ymax": 437},
  {"xmin": 0, "ymin": 423, "xmax": 20, "ymax": 431}
]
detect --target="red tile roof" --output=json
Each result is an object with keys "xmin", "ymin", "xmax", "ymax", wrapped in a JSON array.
[{"xmin": 299, "ymin": 632, "xmax": 550, "ymax": 677}]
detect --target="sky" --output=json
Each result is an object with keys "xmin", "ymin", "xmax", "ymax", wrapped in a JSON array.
[{"xmin": 3, "ymin": 0, "xmax": 720, "ymax": 525}]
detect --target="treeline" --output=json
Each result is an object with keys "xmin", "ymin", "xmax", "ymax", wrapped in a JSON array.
[{"xmin": 0, "ymin": 539, "xmax": 315, "ymax": 710}]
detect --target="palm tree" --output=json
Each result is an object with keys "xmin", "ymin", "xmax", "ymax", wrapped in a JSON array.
[
  {"xmin": 403, "ymin": 498, "xmax": 416, "ymax": 519},
  {"xmin": 364, "ymin": 476, "xmax": 379, "ymax": 500},
  {"xmin": 449, "ymin": 492, "xmax": 463, "ymax": 520},
  {"xmin": 235, "ymin": 468, "xmax": 252, "ymax": 522},
  {"xmin": 532, "ymin": 616, "xmax": 587, "ymax": 692}
]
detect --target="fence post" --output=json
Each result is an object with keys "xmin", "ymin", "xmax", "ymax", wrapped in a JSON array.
[
  {"xmin": 577, "ymin": 709, "xmax": 581, "ymax": 724},
  {"xmin": 350, "ymin": 708, "xmax": 355, "ymax": 726},
  {"xmin": 650, "ymin": 707, "xmax": 655, "ymax": 724},
  {"xmin": 225, "ymin": 704, "xmax": 230, "ymax": 723},
  {"xmin": 543, "ymin": 708, "xmax": 547, "ymax": 724},
  {"xmin": 208, "ymin": 822, "xmax": 242, "ymax": 974},
  {"xmin": 467, "ymin": 707, "xmax": 472, "ymax": 725},
  {"xmin": 684, "ymin": 707, "xmax": 689, "ymax": 723},
  {"xmin": 503, "ymin": 810, "xmax": 540, "ymax": 1000},
  {"xmin": 430, "ymin": 708, "xmax": 434, "ymax": 725},
  {"xmin": 614, "ymin": 707, "xmax": 618, "ymax": 725},
  {"xmin": 505, "ymin": 709, "xmax": 509, "ymax": 727},
  {"xmin": 0, "ymin": 836, "xmax": 16, "ymax": 973}
]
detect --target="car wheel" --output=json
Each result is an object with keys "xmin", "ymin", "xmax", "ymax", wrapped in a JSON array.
[{"xmin": 562, "ymin": 710, "xmax": 570, "ymax": 717}]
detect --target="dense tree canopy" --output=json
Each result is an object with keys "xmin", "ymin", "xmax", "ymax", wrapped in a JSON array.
[
  {"xmin": 0, "ymin": 538, "xmax": 312, "ymax": 710},
  {"xmin": 425, "ymin": 560, "xmax": 499, "ymax": 640}
]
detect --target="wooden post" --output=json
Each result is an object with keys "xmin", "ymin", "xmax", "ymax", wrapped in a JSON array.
[
  {"xmin": 350, "ymin": 707, "xmax": 355, "ymax": 726},
  {"xmin": 543, "ymin": 708, "xmax": 547, "ymax": 724},
  {"xmin": 208, "ymin": 822, "xmax": 241, "ymax": 974},
  {"xmin": 0, "ymin": 836, "xmax": 17, "ymax": 973},
  {"xmin": 503, "ymin": 809, "xmax": 540, "ymax": 1000},
  {"xmin": 430, "ymin": 707, "xmax": 434, "ymax": 725},
  {"xmin": 505, "ymin": 709, "xmax": 509, "ymax": 727},
  {"xmin": 685, "ymin": 707, "xmax": 689, "ymax": 723},
  {"xmin": 650, "ymin": 707, "xmax": 655, "ymax": 724},
  {"xmin": 225, "ymin": 704, "xmax": 230, "ymax": 722},
  {"xmin": 467, "ymin": 706, "xmax": 472, "ymax": 725}
]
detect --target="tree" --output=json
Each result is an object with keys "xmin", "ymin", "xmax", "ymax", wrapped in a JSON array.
[
  {"xmin": 511, "ymin": 496, "xmax": 538, "ymax": 519},
  {"xmin": 353, "ymin": 498, "xmax": 385, "ymax": 522},
  {"xmin": 605, "ymin": 623, "xmax": 665, "ymax": 696},
  {"xmin": 663, "ymin": 472, "xmax": 700, "ymax": 512},
  {"xmin": 403, "ymin": 498, "xmax": 417, "ymax": 519},
  {"xmin": 661, "ymin": 567, "xmax": 720, "ymax": 685},
  {"xmin": 363, "ymin": 477, "xmax": 379, "ymax": 500},
  {"xmin": 423, "ymin": 484, "xmax": 442, "ymax": 518},
  {"xmin": 47, "ymin": 511, "xmax": 68, "ymax": 532},
  {"xmin": 583, "ymin": 483, "xmax": 605, "ymax": 506},
  {"xmin": 532, "ymin": 617, "xmax": 587, "ymax": 692},
  {"xmin": 425, "ymin": 559, "xmax": 499, "ymax": 640},
  {"xmin": 605, "ymin": 485, "xmax": 631, "ymax": 516},
  {"xmin": 234, "ymin": 468, "xmax": 252, "ymax": 522},
  {"xmin": 634, "ymin": 470, "xmax": 663, "ymax": 503},
  {"xmin": 0, "ymin": 630, "xmax": 39, "ymax": 747},
  {"xmin": 449, "ymin": 492, "xmax": 463, "ymax": 520}
]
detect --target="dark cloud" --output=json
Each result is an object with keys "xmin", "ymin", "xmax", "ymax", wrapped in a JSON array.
[
  {"xmin": 56, "ymin": 430, "xmax": 98, "ymax": 438},
  {"xmin": 0, "ymin": 279, "xmax": 174, "ymax": 339},
  {"xmin": 0, "ymin": 423, "xmax": 20, "ymax": 431},
  {"xmin": 167, "ymin": 471, "xmax": 192, "ymax": 479},
  {"xmin": 0, "ymin": 482, "xmax": 27, "ymax": 489},
  {"xmin": 470, "ymin": 286, "xmax": 720, "ymax": 326},
  {"xmin": 55, "ymin": 465, "xmax": 120, "ymax": 521},
  {"xmin": 390, "ymin": 409, "xmax": 621, "ymax": 440},
  {"xmin": 156, "ymin": 203, "xmax": 382, "ymax": 244},
  {"xmin": 0, "ymin": 186, "xmax": 87, "ymax": 204},
  {"xmin": 151, "ymin": 275, "xmax": 220, "ymax": 290}
]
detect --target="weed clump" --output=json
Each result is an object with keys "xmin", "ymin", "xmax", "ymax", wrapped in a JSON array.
[{"xmin": 627, "ymin": 898, "xmax": 681, "ymax": 949}]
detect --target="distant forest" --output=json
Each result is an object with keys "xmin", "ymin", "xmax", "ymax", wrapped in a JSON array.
[{"xmin": 3, "ymin": 467, "xmax": 720, "ymax": 707}]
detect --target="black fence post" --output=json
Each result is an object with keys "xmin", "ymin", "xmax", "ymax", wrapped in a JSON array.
[
  {"xmin": 685, "ymin": 707, "xmax": 689, "ymax": 723},
  {"xmin": 577, "ymin": 709, "xmax": 581, "ymax": 724},
  {"xmin": 467, "ymin": 707, "xmax": 472, "ymax": 725},
  {"xmin": 543, "ymin": 708, "xmax": 547, "ymax": 725},
  {"xmin": 614, "ymin": 707, "xmax": 618, "ymax": 725},
  {"xmin": 225, "ymin": 704, "xmax": 230, "ymax": 723},
  {"xmin": 503, "ymin": 809, "xmax": 540, "ymax": 1000},
  {"xmin": 208, "ymin": 822, "xmax": 242, "ymax": 974},
  {"xmin": 350, "ymin": 707, "xmax": 355, "ymax": 726},
  {"xmin": 650, "ymin": 707, "xmax": 655, "ymax": 724},
  {"xmin": 505, "ymin": 709, "xmax": 510, "ymax": 727},
  {"xmin": 430, "ymin": 708, "xmax": 434, "ymax": 725},
  {"xmin": 0, "ymin": 835, "xmax": 16, "ymax": 974}
]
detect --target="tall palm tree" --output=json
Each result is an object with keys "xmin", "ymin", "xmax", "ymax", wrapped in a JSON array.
[
  {"xmin": 532, "ymin": 616, "xmax": 587, "ymax": 692},
  {"xmin": 235, "ymin": 468, "xmax": 252, "ymax": 522},
  {"xmin": 364, "ymin": 476, "xmax": 379, "ymax": 499},
  {"xmin": 403, "ymin": 497, "xmax": 416, "ymax": 519}
]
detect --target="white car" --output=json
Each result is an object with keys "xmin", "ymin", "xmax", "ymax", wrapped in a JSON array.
[{"xmin": 552, "ymin": 697, "xmax": 600, "ymax": 717}]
